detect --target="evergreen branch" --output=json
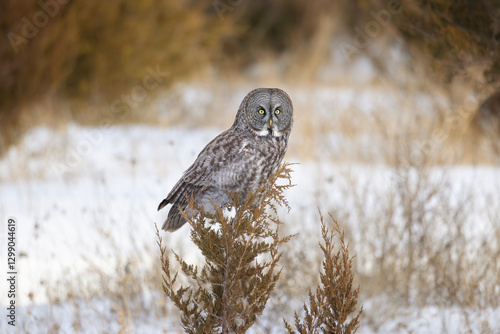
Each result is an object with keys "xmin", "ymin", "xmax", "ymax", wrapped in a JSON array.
[
  {"xmin": 157, "ymin": 163, "xmax": 295, "ymax": 333},
  {"xmin": 284, "ymin": 213, "xmax": 363, "ymax": 334}
]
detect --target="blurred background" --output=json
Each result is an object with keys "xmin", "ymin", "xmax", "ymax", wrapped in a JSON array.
[
  {"xmin": 2, "ymin": 0, "xmax": 500, "ymax": 156},
  {"xmin": 1, "ymin": 0, "xmax": 500, "ymax": 333}
]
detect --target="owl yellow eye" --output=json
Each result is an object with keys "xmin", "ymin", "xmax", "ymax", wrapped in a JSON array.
[
  {"xmin": 258, "ymin": 109, "xmax": 265, "ymax": 115},
  {"xmin": 275, "ymin": 109, "xmax": 280, "ymax": 115}
]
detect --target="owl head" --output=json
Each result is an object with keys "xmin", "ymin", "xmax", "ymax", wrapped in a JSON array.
[{"xmin": 233, "ymin": 88, "xmax": 293, "ymax": 137}]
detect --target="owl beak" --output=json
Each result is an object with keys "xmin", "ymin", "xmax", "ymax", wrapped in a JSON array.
[{"xmin": 269, "ymin": 119, "xmax": 273, "ymax": 126}]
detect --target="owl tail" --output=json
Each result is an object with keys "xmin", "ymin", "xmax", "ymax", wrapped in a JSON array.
[{"xmin": 162, "ymin": 204, "xmax": 188, "ymax": 232}]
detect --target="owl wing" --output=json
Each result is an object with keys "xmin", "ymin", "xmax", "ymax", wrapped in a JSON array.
[{"xmin": 157, "ymin": 130, "xmax": 254, "ymax": 211}]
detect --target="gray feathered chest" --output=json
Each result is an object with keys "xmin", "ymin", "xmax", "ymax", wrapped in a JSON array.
[
  {"xmin": 158, "ymin": 88, "xmax": 293, "ymax": 232},
  {"xmin": 209, "ymin": 130, "xmax": 289, "ymax": 195}
]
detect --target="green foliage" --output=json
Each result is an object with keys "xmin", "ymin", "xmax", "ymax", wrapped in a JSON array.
[
  {"xmin": 284, "ymin": 214, "xmax": 362, "ymax": 334},
  {"xmin": 157, "ymin": 163, "xmax": 295, "ymax": 333}
]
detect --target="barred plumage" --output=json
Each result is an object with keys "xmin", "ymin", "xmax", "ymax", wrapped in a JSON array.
[{"xmin": 158, "ymin": 88, "xmax": 293, "ymax": 231}]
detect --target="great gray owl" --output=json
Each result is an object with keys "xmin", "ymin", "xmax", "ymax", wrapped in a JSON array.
[{"xmin": 158, "ymin": 88, "xmax": 293, "ymax": 231}]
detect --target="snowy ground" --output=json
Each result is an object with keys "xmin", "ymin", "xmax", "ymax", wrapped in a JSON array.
[{"xmin": 1, "ymin": 117, "xmax": 499, "ymax": 332}]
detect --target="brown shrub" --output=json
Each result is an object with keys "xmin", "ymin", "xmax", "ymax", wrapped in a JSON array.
[{"xmin": 0, "ymin": 0, "xmax": 232, "ymax": 152}]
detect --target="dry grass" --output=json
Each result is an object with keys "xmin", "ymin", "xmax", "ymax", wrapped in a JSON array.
[
  {"xmin": 3, "ymin": 0, "xmax": 500, "ymax": 163},
  {"xmin": 16, "ymin": 235, "xmax": 174, "ymax": 333},
  {"xmin": 1, "ymin": 0, "xmax": 232, "ymax": 152},
  {"xmin": 1, "ymin": 0, "xmax": 345, "ymax": 153},
  {"xmin": 3, "ymin": 2, "xmax": 500, "ymax": 331},
  {"xmin": 7, "ymin": 123, "xmax": 499, "ymax": 333},
  {"xmin": 328, "ymin": 143, "xmax": 500, "ymax": 310}
]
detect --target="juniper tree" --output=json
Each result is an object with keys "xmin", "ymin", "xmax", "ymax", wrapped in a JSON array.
[
  {"xmin": 157, "ymin": 163, "xmax": 362, "ymax": 333},
  {"xmin": 157, "ymin": 163, "xmax": 295, "ymax": 334},
  {"xmin": 284, "ymin": 213, "xmax": 362, "ymax": 334}
]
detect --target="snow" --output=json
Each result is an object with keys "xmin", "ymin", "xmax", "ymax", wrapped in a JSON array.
[{"xmin": 0, "ymin": 120, "xmax": 499, "ymax": 333}]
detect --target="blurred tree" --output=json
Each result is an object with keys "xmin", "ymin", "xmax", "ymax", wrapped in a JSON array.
[
  {"xmin": 355, "ymin": 0, "xmax": 500, "ymax": 89},
  {"xmin": 0, "ymin": 0, "xmax": 231, "ymax": 152},
  {"xmin": 2, "ymin": 0, "xmax": 500, "ymax": 153}
]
